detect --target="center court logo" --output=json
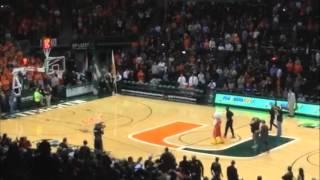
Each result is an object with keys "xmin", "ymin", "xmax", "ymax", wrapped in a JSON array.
[{"xmin": 130, "ymin": 121, "xmax": 295, "ymax": 157}]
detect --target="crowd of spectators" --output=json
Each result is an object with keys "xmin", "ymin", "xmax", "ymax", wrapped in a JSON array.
[
  {"xmin": 0, "ymin": 0, "xmax": 63, "ymax": 41},
  {"xmin": 0, "ymin": 0, "xmax": 319, "ymax": 105},
  {"xmin": 0, "ymin": 41, "xmax": 63, "ymax": 117},
  {"xmin": 0, "ymin": 133, "xmax": 310, "ymax": 180},
  {"xmin": 71, "ymin": 0, "xmax": 155, "ymax": 39},
  {"xmin": 0, "ymin": 0, "xmax": 156, "ymax": 41},
  {"xmin": 113, "ymin": 0, "xmax": 319, "ymax": 102}
]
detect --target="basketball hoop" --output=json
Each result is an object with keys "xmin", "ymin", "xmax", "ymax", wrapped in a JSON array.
[
  {"xmin": 41, "ymin": 37, "xmax": 57, "ymax": 59},
  {"xmin": 40, "ymin": 37, "xmax": 58, "ymax": 73}
]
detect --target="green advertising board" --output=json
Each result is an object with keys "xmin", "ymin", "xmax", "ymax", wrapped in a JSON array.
[
  {"xmin": 214, "ymin": 93, "xmax": 275, "ymax": 110},
  {"xmin": 276, "ymin": 100, "xmax": 320, "ymax": 117},
  {"xmin": 214, "ymin": 93, "xmax": 320, "ymax": 117}
]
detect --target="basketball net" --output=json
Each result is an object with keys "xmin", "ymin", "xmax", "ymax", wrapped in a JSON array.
[
  {"xmin": 43, "ymin": 47, "xmax": 51, "ymax": 73},
  {"xmin": 43, "ymin": 48, "xmax": 51, "ymax": 59}
]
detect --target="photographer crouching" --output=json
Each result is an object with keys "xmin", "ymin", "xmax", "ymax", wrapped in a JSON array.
[{"xmin": 94, "ymin": 122, "xmax": 106, "ymax": 152}]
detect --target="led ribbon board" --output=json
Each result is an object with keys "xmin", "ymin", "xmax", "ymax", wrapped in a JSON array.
[
  {"xmin": 214, "ymin": 93, "xmax": 274, "ymax": 110},
  {"xmin": 214, "ymin": 93, "xmax": 320, "ymax": 117},
  {"xmin": 276, "ymin": 100, "xmax": 320, "ymax": 117}
]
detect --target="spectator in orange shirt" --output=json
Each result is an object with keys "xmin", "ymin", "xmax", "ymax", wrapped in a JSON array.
[
  {"xmin": 183, "ymin": 33, "xmax": 191, "ymax": 50},
  {"xmin": 293, "ymin": 59, "xmax": 303, "ymax": 75},
  {"xmin": 286, "ymin": 59, "xmax": 294, "ymax": 73}
]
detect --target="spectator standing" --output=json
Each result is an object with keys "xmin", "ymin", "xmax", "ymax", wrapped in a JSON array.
[
  {"xmin": 58, "ymin": 137, "xmax": 68, "ymax": 149},
  {"xmin": 13, "ymin": 87, "xmax": 22, "ymax": 112},
  {"xmin": 188, "ymin": 73, "xmax": 199, "ymax": 88},
  {"xmin": 98, "ymin": 76, "xmax": 108, "ymax": 97},
  {"xmin": 50, "ymin": 74, "xmax": 60, "ymax": 98},
  {"xmin": 287, "ymin": 89, "xmax": 296, "ymax": 117},
  {"xmin": 137, "ymin": 69, "xmax": 145, "ymax": 83},
  {"xmin": 79, "ymin": 140, "xmax": 91, "ymax": 160},
  {"xmin": 198, "ymin": 71, "xmax": 206, "ymax": 89},
  {"xmin": 43, "ymin": 84, "xmax": 52, "ymax": 107},
  {"xmin": 178, "ymin": 155, "xmax": 190, "ymax": 177},
  {"xmin": 177, "ymin": 74, "xmax": 187, "ymax": 88},
  {"xmin": 297, "ymin": 168, "xmax": 304, "ymax": 180},
  {"xmin": 211, "ymin": 157, "xmax": 223, "ymax": 180},
  {"xmin": 123, "ymin": 68, "xmax": 131, "ymax": 80},
  {"xmin": 293, "ymin": 59, "xmax": 303, "ymax": 75},
  {"xmin": 94, "ymin": 122, "xmax": 105, "ymax": 152},
  {"xmin": 33, "ymin": 87, "xmax": 43, "ymax": 113},
  {"xmin": 208, "ymin": 80, "xmax": 216, "ymax": 91},
  {"xmin": 227, "ymin": 160, "xmax": 239, "ymax": 180},
  {"xmin": 8, "ymin": 90, "xmax": 16, "ymax": 116},
  {"xmin": 276, "ymin": 67, "xmax": 282, "ymax": 96},
  {"xmin": 134, "ymin": 157, "xmax": 144, "ymax": 171},
  {"xmin": 159, "ymin": 147, "xmax": 176, "ymax": 173},
  {"xmin": 144, "ymin": 155, "xmax": 154, "ymax": 170},
  {"xmin": 189, "ymin": 155, "xmax": 204, "ymax": 180},
  {"xmin": 282, "ymin": 166, "xmax": 294, "ymax": 180}
]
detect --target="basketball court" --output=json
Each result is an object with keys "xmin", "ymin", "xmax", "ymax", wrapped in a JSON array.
[{"xmin": 0, "ymin": 95, "xmax": 319, "ymax": 179}]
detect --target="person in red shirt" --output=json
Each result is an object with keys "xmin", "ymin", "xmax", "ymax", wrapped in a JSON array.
[
  {"xmin": 183, "ymin": 33, "xmax": 191, "ymax": 49},
  {"xmin": 293, "ymin": 59, "xmax": 303, "ymax": 74},
  {"xmin": 137, "ymin": 69, "xmax": 145, "ymax": 83},
  {"xmin": 286, "ymin": 59, "xmax": 294, "ymax": 73}
]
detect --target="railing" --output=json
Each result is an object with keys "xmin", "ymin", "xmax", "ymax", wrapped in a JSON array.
[{"xmin": 118, "ymin": 81, "xmax": 205, "ymax": 103}]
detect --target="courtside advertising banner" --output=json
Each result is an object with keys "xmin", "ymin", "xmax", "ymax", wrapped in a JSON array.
[{"xmin": 214, "ymin": 93, "xmax": 320, "ymax": 117}]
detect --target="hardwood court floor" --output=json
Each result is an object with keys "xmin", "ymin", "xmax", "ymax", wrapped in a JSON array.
[{"xmin": 0, "ymin": 95, "xmax": 319, "ymax": 179}]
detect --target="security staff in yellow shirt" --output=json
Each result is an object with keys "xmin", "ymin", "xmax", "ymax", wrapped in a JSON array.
[{"xmin": 33, "ymin": 87, "xmax": 43, "ymax": 113}]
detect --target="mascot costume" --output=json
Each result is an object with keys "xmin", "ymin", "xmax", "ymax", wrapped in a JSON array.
[{"xmin": 212, "ymin": 112, "xmax": 224, "ymax": 144}]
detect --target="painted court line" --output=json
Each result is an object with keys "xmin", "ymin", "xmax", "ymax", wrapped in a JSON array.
[
  {"xmin": 131, "ymin": 121, "xmax": 202, "ymax": 148},
  {"xmin": 23, "ymin": 111, "xmax": 36, "ymax": 115},
  {"xmin": 60, "ymin": 102, "xmax": 74, "ymax": 105},
  {"xmin": 12, "ymin": 99, "xmax": 87, "ymax": 118},
  {"xmin": 15, "ymin": 113, "xmax": 28, "ymax": 117},
  {"xmin": 72, "ymin": 100, "xmax": 86, "ymax": 104},
  {"xmin": 129, "ymin": 121, "xmax": 298, "ymax": 159},
  {"xmin": 39, "ymin": 108, "xmax": 50, "ymax": 112},
  {"xmin": 178, "ymin": 135, "xmax": 298, "ymax": 159},
  {"xmin": 57, "ymin": 104, "xmax": 69, "ymax": 108}
]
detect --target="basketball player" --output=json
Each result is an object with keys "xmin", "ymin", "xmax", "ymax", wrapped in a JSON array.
[{"xmin": 33, "ymin": 87, "xmax": 43, "ymax": 113}]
